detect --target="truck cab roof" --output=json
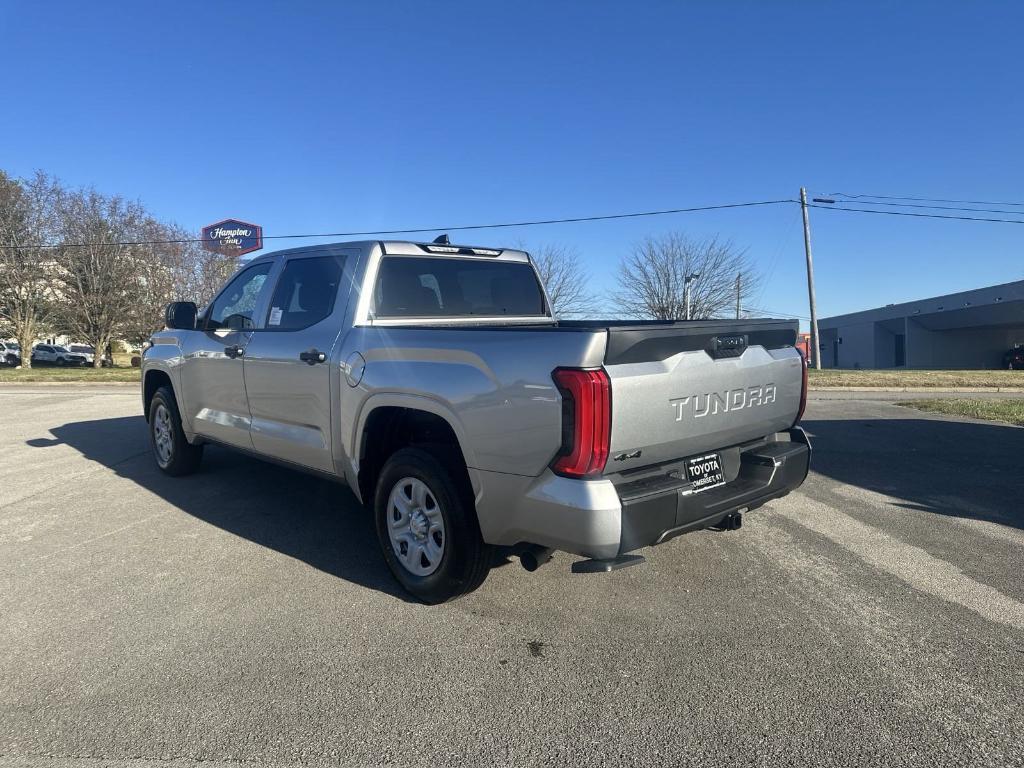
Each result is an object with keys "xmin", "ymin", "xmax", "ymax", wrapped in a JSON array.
[{"xmin": 246, "ymin": 240, "xmax": 531, "ymax": 265}]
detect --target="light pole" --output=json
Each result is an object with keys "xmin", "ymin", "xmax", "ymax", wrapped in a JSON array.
[{"xmin": 684, "ymin": 272, "xmax": 700, "ymax": 320}]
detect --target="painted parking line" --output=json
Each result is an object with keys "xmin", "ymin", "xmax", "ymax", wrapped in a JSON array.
[{"xmin": 777, "ymin": 496, "xmax": 1024, "ymax": 631}]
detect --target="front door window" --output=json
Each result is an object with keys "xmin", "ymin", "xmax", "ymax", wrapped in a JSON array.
[{"xmin": 206, "ymin": 263, "xmax": 273, "ymax": 331}]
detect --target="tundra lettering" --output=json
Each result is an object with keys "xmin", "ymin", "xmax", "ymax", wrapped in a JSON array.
[{"xmin": 669, "ymin": 383, "xmax": 777, "ymax": 421}]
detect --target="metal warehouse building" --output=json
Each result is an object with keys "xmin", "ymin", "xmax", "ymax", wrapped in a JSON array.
[{"xmin": 819, "ymin": 280, "xmax": 1024, "ymax": 369}]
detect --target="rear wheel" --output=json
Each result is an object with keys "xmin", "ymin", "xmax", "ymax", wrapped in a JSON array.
[
  {"xmin": 149, "ymin": 386, "xmax": 203, "ymax": 476},
  {"xmin": 374, "ymin": 448, "xmax": 491, "ymax": 604}
]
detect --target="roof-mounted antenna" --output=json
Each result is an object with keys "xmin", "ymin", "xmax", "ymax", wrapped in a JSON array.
[{"xmin": 432, "ymin": 234, "xmax": 450, "ymax": 245}]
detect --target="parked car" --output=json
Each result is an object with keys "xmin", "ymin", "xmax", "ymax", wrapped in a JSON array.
[
  {"xmin": 1004, "ymin": 347, "xmax": 1024, "ymax": 370},
  {"xmin": 68, "ymin": 344, "xmax": 109, "ymax": 367},
  {"xmin": 143, "ymin": 239, "xmax": 810, "ymax": 603},
  {"xmin": 1, "ymin": 342, "xmax": 20, "ymax": 366},
  {"xmin": 31, "ymin": 344, "xmax": 88, "ymax": 366}
]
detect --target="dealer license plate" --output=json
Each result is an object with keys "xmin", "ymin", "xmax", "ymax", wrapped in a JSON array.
[{"xmin": 687, "ymin": 453, "xmax": 725, "ymax": 492}]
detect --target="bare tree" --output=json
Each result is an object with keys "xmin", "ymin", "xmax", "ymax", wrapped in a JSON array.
[
  {"xmin": 529, "ymin": 244, "xmax": 597, "ymax": 317},
  {"xmin": 0, "ymin": 171, "xmax": 63, "ymax": 368},
  {"xmin": 169, "ymin": 225, "xmax": 240, "ymax": 308},
  {"xmin": 122, "ymin": 221, "xmax": 238, "ymax": 345},
  {"xmin": 121, "ymin": 218, "xmax": 182, "ymax": 346},
  {"xmin": 610, "ymin": 233, "xmax": 760, "ymax": 320},
  {"xmin": 55, "ymin": 188, "xmax": 154, "ymax": 366},
  {"xmin": 2, "ymin": 169, "xmax": 242, "ymax": 364}
]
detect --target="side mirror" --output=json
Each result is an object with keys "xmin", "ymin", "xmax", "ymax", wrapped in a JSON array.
[{"xmin": 165, "ymin": 301, "xmax": 198, "ymax": 330}]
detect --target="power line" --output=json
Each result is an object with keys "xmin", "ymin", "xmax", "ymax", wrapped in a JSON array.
[
  {"xmin": 0, "ymin": 199, "xmax": 794, "ymax": 250},
  {"xmin": 806, "ymin": 202, "xmax": 1024, "ymax": 225},
  {"xmin": 753, "ymin": 208, "xmax": 801, "ymax": 308},
  {"xmin": 828, "ymin": 191, "xmax": 1024, "ymax": 208},
  {"xmin": 819, "ymin": 199, "xmax": 1024, "ymax": 217},
  {"xmin": 10, "ymin": 189, "xmax": 1023, "ymax": 252},
  {"xmin": 742, "ymin": 306, "xmax": 810, "ymax": 321}
]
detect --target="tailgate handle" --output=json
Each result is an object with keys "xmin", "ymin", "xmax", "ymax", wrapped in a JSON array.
[{"xmin": 707, "ymin": 334, "xmax": 748, "ymax": 359}]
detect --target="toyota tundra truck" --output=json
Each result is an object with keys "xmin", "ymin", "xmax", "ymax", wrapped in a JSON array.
[{"xmin": 143, "ymin": 238, "xmax": 810, "ymax": 603}]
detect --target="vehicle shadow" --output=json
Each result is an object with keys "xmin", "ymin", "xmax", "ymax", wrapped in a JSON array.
[
  {"xmin": 31, "ymin": 411, "xmax": 1021, "ymax": 598},
  {"xmin": 27, "ymin": 415, "xmax": 417, "ymax": 602},
  {"xmin": 802, "ymin": 415, "xmax": 1023, "ymax": 531}
]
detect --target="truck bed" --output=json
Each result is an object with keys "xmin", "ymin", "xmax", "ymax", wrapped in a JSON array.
[
  {"xmin": 391, "ymin": 317, "xmax": 801, "ymax": 472},
  {"xmin": 363, "ymin": 315, "xmax": 803, "ymax": 478}
]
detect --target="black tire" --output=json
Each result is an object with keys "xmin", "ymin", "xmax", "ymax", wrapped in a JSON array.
[
  {"xmin": 374, "ymin": 447, "xmax": 492, "ymax": 604},
  {"xmin": 148, "ymin": 385, "xmax": 203, "ymax": 476}
]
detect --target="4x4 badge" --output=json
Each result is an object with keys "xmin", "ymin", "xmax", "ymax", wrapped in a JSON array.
[{"xmin": 613, "ymin": 449, "xmax": 642, "ymax": 462}]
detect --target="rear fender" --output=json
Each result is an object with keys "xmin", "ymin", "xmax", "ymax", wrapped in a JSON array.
[{"xmin": 347, "ymin": 393, "xmax": 478, "ymax": 502}]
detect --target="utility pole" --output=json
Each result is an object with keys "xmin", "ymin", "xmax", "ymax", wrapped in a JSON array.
[
  {"xmin": 800, "ymin": 187, "xmax": 822, "ymax": 369},
  {"xmin": 735, "ymin": 272, "xmax": 741, "ymax": 319},
  {"xmin": 684, "ymin": 272, "xmax": 700, "ymax": 320}
]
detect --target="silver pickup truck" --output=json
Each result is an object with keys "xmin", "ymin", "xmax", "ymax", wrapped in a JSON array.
[{"xmin": 143, "ymin": 238, "xmax": 810, "ymax": 602}]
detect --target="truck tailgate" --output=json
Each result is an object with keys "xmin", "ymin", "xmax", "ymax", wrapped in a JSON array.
[{"xmin": 602, "ymin": 320, "xmax": 803, "ymax": 473}]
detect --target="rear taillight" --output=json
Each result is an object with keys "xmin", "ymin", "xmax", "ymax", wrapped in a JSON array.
[
  {"xmin": 550, "ymin": 368, "xmax": 611, "ymax": 478},
  {"xmin": 794, "ymin": 347, "xmax": 809, "ymax": 425}
]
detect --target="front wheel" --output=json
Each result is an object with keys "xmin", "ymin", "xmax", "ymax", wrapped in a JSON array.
[
  {"xmin": 374, "ymin": 448, "xmax": 491, "ymax": 604},
  {"xmin": 149, "ymin": 386, "xmax": 203, "ymax": 476}
]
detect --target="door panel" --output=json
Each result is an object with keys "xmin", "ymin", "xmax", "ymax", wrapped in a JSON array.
[
  {"xmin": 244, "ymin": 330, "xmax": 339, "ymax": 471},
  {"xmin": 178, "ymin": 329, "xmax": 254, "ymax": 448},
  {"xmin": 177, "ymin": 261, "xmax": 274, "ymax": 450},
  {"xmin": 243, "ymin": 252, "xmax": 351, "ymax": 473}
]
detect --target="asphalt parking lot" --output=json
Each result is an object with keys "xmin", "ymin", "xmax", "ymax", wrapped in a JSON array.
[{"xmin": 1, "ymin": 388, "xmax": 1022, "ymax": 768}]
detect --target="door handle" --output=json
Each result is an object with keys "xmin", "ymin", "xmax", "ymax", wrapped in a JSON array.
[
  {"xmin": 299, "ymin": 349, "xmax": 327, "ymax": 365},
  {"xmin": 224, "ymin": 345, "xmax": 244, "ymax": 359}
]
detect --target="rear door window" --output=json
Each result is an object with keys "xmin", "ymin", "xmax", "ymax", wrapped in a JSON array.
[
  {"xmin": 264, "ymin": 255, "xmax": 345, "ymax": 330},
  {"xmin": 374, "ymin": 257, "xmax": 547, "ymax": 318}
]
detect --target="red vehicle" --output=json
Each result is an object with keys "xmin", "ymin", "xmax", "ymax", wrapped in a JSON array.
[{"xmin": 796, "ymin": 333, "xmax": 811, "ymax": 361}]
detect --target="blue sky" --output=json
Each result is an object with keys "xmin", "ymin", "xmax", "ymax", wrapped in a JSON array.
[{"xmin": 2, "ymin": 1, "xmax": 1022, "ymax": 325}]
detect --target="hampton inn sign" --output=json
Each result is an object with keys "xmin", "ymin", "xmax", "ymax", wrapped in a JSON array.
[{"xmin": 201, "ymin": 218, "xmax": 263, "ymax": 256}]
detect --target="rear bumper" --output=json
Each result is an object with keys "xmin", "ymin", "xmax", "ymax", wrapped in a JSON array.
[
  {"xmin": 617, "ymin": 427, "xmax": 810, "ymax": 554},
  {"xmin": 472, "ymin": 428, "xmax": 810, "ymax": 560}
]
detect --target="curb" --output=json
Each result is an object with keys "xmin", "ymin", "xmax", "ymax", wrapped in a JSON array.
[
  {"xmin": 3, "ymin": 383, "xmax": 1023, "ymax": 393},
  {"xmin": 0, "ymin": 381, "xmax": 138, "ymax": 387}
]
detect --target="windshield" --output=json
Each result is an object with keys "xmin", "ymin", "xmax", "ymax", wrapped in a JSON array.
[
  {"xmin": 373, "ymin": 257, "xmax": 548, "ymax": 318},
  {"xmin": 70, "ymin": 345, "xmax": 94, "ymax": 353}
]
